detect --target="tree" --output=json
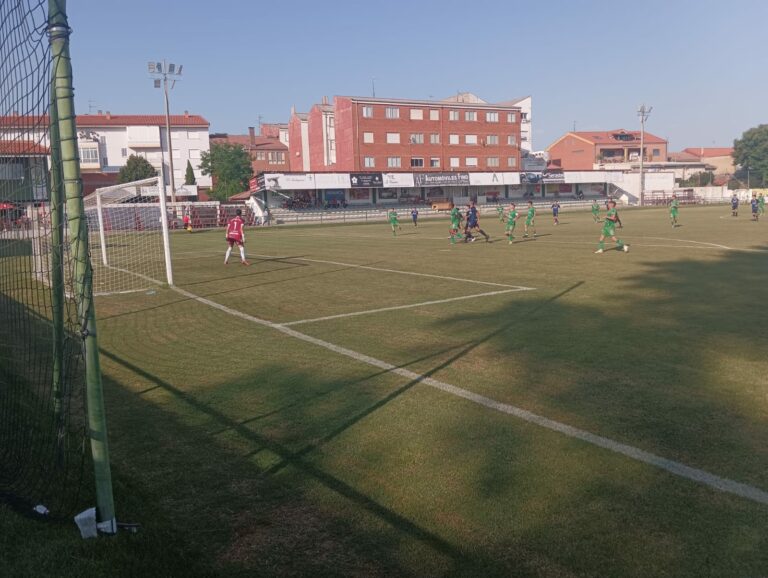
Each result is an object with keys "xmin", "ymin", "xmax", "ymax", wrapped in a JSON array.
[
  {"xmin": 199, "ymin": 143, "xmax": 252, "ymax": 201},
  {"xmin": 118, "ymin": 154, "xmax": 157, "ymax": 183},
  {"xmin": 676, "ymin": 171, "xmax": 715, "ymax": 188},
  {"xmin": 184, "ymin": 160, "xmax": 196, "ymax": 186},
  {"xmin": 733, "ymin": 124, "xmax": 768, "ymax": 187}
]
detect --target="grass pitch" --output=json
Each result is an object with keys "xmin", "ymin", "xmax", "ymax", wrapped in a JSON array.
[{"xmin": 2, "ymin": 204, "xmax": 767, "ymax": 577}]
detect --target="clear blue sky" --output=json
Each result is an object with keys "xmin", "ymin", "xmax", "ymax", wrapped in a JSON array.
[{"xmin": 69, "ymin": 0, "xmax": 765, "ymax": 151}]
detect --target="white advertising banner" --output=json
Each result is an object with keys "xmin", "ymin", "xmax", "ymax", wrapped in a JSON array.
[
  {"xmin": 263, "ymin": 173, "xmax": 316, "ymax": 190},
  {"xmin": 314, "ymin": 173, "xmax": 351, "ymax": 189},
  {"xmin": 468, "ymin": 172, "xmax": 505, "ymax": 186},
  {"xmin": 502, "ymin": 172, "xmax": 521, "ymax": 185},
  {"xmin": 382, "ymin": 172, "xmax": 415, "ymax": 188}
]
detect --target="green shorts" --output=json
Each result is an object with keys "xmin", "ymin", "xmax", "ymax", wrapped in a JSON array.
[
  {"xmin": 670, "ymin": 209, "xmax": 679, "ymax": 217},
  {"xmin": 525, "ymin": 219, "xmax": 534, "ymax": 226},
  {"xmin": 602, "ymin": 225, "xmax": 615, "ymax": 237},
  {"xmin": 505, "ymin": 223, "xmax": 516, "ymax": 231}
]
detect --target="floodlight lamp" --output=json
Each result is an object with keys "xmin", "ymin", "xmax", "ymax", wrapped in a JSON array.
[
  {"xmin": 176, "ymin": 65, "xmax": 183, "ymax": 75},
  {"xmin": 154, "ymin": 79, "xmax": 161, "ymax": 88},
  {"xmin": 148, "ymin": 62, "xmax": 156, "ymax": 73},
  {"xmin": 168, "ymin": 63, "xmax": 175, "ymax": 74},
  {"xmin": 156, "ymin": 62, "xmax": 163, "ymax": 73}
]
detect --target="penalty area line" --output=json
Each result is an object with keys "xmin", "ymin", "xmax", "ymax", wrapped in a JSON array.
[
  {"xmin": 280, "ymin": 288, "xmax": 528, "ymax": 327},
  {"xmin": 172, "ymin": 284, "xmax": 768, "ymax": 508}
]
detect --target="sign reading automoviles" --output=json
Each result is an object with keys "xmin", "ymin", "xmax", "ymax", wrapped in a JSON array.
[
  {"xmin": 413, "ymin": 172, "xmax": 470, "ymax": 187},
  {"xmin": 350, "ymin": 173, "xmax": 383, "ymax": 187}
]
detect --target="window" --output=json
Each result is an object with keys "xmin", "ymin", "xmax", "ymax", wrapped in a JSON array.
[
  {"xmin": 79, "ymin": 148, "xmax": 98, "ymax": 163},
  {"xmin": 507, "ymin": 112, "xmax": 516, "ymax": 123},
  {"xmin": 449, "ymin": 134, "xmax": 459, "ymax": 145},
  {"xmin": 410, "ymin": 157, "xmax": 424, "ymax": 168},
  {"xmin": 363, "ymin": 132, "xmax": 374, "ymax": 143},
  {"xmin": 507, "ymin": 156, "xmax": 517, "ymax": 168},
  {"xmin": 429, "ymin": 133, "xmax": 440, "ymax": 144},
  {"xmin": 120, "ymin": 148, "xmax": 127, "ymax": 158},
  {"xmin": 362, "ymin": 105, "xmax": 373, "ymax": 118},
  {"xmin": 328, "ymin": 117, "xmax": 335, "ymax": 127},
  {"xmin": 507, "ymin": 135, "xmax": 517, "ymax": 146},
  {"xmin": 465, "ymin": 157, "xmax": 478, "ymax": 167},
  {"xmin": 386, "ymin": 132, "xmax": 400, "ymax": 144},
  {"xmin": 189, "ymin": 149, "xmax": 201, "ymax": 159},
  {"xmin": 268, "ymin": 151, "xmax": 285, "ymax": 164},
  {"xmin": 409, "ymin": 133, "xmax": 424, "ymax": 144},
  {"xmin": 430, "ymin": 157, "xmax": 440, "ymax": 168},
  {"xmin": 385, "ymin": 106, "xmax": 400, "ymax": 119},
  {"xmin": 187, "ymin": 131, "xmax": 200, "ymax": 139},
  {"xmin": 486, "ymin": 111, "xmax": 499, "ymax": 123},
  {"xmin": 521, "ymin": 112, "xmax": 528, "ymax": 121},
  {"xmin": 652, "ymin": 148, "xmax": 660, "ymax": 156},
  {"xmin": 465, "ymin": 111, "xmax": 477, "ymax": 121},
  {"xmin": 329, "ymin": 139, "xmax": 336, "ymax": 150},
  {"xmin": 387, "ymin": 157, "xmax": 401, "ymax": 168},
  {"xmin": 487, "ymin": 157, "xmax": 499, "ymax": 167},
  {"xmin": 256, "ymin": 151, "xmax": 266, "ymax": 161},
  {"xmin": 487, "ymin": 135, "xmax": 499, "ymax": 145},
  {"xmin": 449, "ymin": 157, "xmax": 460, "ymax": 168},
  {"xmin": 465, "ymin": 134, "xmax": 478, "ymax": 145},
  {"xmin": 449, "ymin": 110, "xmax": 460, "ymax": 121},
  {"xmin": 410, "ymin": 108, "xmax": 423, "ymax": 120},
  {"xmin": 172, "ymin": 149, "xmax": 181, "ymax": 159},
  {"xmin": 364, "ymin": 156, "xmax": 375, "ymax": 168},
  {"xmin": 429, "ymin": 109, "xmax": 439, "ymax": 121}
]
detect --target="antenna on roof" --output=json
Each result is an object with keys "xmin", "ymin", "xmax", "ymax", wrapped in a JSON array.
[
  {"xmin": 371, "ymin": 77, "xmax": 376, "ymax": 97},
  {"xmin": 573, "ymin": 120, "xmax": 576, "ymax": 132}
]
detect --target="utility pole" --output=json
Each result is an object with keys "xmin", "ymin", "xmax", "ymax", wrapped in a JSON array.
[
  {"xmin": 638, "ymin": 104, "xmax": 652, "ymax": 200},
  {"xmin": 149, "ymin": 60, "xmax": 183, "ymax": 203}
]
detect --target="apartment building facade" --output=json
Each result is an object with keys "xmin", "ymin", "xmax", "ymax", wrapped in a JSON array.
[
  {"xmin": 547, "ymin": 129, "xmax": 668, "ymax": 171},
  {"xmin": 287, "ymin": 93, "xmax": 523, "ymax": 174}
]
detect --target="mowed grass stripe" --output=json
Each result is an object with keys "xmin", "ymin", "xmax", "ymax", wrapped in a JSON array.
[{"xmin": 171, "ymin": 284, "xmax": 768, "ymax": 507}]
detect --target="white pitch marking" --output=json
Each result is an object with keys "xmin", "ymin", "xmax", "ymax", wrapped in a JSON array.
[
  {"xmin": 643, "ymin": 236, "xmax": 768, "ymax": 253},
  {"xmin": 280, "ymin": 289, "xmax": 525, "ymax": 327},
  {"xmin": 172, "ymin": 285, "xmax": 768, "ymax": 507},
  {"xmin": 282, "ymin": 256, "xmax": 533, "ymax": 290}
]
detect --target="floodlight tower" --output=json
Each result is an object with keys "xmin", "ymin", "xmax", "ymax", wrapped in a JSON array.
[
  {"xmin": 638, "ymin": 104, "xmax": 652, "ymax": 201},
  {"xmin": 148, "ymin": 60, "xmax": 183, "ymax": 203}
]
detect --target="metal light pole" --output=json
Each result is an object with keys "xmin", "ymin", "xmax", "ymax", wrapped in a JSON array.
[
  {"xmin": 746, "ymin": 165, "xmax": 750, "ymax": 189},
  {"xmin": 148, "ymin": 60, "xmax": 183, "ymax": 203},
  {"xmin": 638, "ymin": 104, "xmax": 652, "ymax": 200}
]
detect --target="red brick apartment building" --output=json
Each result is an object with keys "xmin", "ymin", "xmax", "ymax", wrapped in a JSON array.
[
  {"xmin": 210, "ymin": 126, "xmax": 289, "ymax": 174},
  {"xmin": 547, "ymin": 129, "xmax": 668, "ymax": 170},
  {"xmin": 288, "ymin": 93, "xmax": 522, "ymax": 173}
]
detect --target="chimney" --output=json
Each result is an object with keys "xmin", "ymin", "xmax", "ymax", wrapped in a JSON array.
[
  {"xmin": 248, "ymin": 126, "xmax": 256, "ymax": 146},
  {"xmin": 105, "ymin": 111, "xmax": 111, "ymax": 119},
  {"xmin": 97, "ymin": 109, "xmax": 102, "ymax": 115},
  {"xmin": 184, "ymin": 110, "xmax": 189, "ymax": 118},
  {"xmin": 322, "ymin": 95, "xmax": 328, "ymax": 105}
]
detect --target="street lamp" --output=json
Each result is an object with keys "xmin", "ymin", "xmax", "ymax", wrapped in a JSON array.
[
  {"xmin": 148, "ymin": 60, "xmax": 183, "ymax": 203},
  {"xmin": 637, "ymin": 104, "xmax": 652, "ymax": 201}
]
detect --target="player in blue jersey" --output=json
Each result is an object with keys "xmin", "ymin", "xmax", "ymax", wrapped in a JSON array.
[
  {"xmin": 464, "ymin": 202, "xmax": 490, "ymax": 243},
  {"xmin": 731, "ymin": 193, "xmax": 739, "ymax": 217},
  {"xmin": 411, "ymin": 207, "xmax": 419, "ymax": 227},
  {"xmin": 551, "ymin": 200, "xmax": 561, "ymax": 225},
  {"xmin": 751, "ymin": 194, "xmax": 759, "ymax": 221}
]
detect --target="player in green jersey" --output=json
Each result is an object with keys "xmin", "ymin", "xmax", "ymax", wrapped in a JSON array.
[
  {"xmin": 388, "ymin": 209, "xmax": 401, "ymax": 236},
  {"xmin": 505, "ymin": 203, "xmax": 520, "ymax": 244},
  {"xmin": 523, "ymin": 201, "xmax": 536, "ymax": 238},
  {"xmin": 759, "ymin": 192, "xmax": 765, "ymax": 217},
  {"xmin": 448, "ymin": 203, "xmax": 464, "ymax": 244},
  {"xmin": 591, "ymin": 199, "xmax": 601, "ymax": 222},
  {"xmin": 669, "ymin": 194, "xmax": 680, "ymax": 227},
  {"xmin": 595, "ymin": 200, "xmax": 628, "ymax": 253},
  {"xmin": 496, "ymin": 205, "xmax": 505, "ymax": 222}
]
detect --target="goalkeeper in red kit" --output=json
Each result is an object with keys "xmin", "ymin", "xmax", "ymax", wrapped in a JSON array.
[{"xmin": 224, "ymin": 209, "xmax": 249, "ymax": 265}]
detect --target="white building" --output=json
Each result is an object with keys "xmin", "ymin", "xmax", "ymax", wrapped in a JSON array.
[{"xmin": 76, "ymin": 112, "xmax": 211, "ymax": 189}]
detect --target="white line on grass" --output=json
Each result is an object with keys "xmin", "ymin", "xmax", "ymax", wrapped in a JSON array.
[
  {"xmin": 172, "ymin": 285, "xmax": 768, "ymax": 507},
  {"xmin": 280, "ymin": 289, "xmax": 526, "ymax": 327},
  {"xmin": 643, "ymin": 236, "xmax": 768, "ymax": 253},
  {"xmin": 276, "ymin": 256, "xmax": 533, "ymax": 290}
]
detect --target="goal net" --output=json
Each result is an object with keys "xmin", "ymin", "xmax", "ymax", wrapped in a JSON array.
[{"xmin": 83, "ymin": 177, "xmax": 174, "ymax": 295}]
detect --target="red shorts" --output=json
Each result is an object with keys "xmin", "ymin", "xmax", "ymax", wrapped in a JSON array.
[{"xmin": 226, "ymin": 236, "xmax": 243, "ymax": 247}]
